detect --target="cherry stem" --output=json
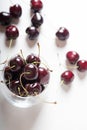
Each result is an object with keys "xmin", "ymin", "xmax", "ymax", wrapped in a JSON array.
[
  {"xmin": 20, "ymin": 49, "xmax": 27, "ymax": 64},
  {"xmin": 17, "ymin": 87, "xmax": 24, "ymax": 97},
  {"xmin": 10, "ymin": 65, "xmax": 16, "ymax": 69},
  {"xmin": 41, "ymin": 62, "xmax": 53, "ymax": 72},
  {"xmin": 34, "ymin": 92, "xmax": 57, "ymax": 104},
  {"xmin": 37, "ymin": 43, "xmax": 40, "ymax": 57},
  {"xmin": 33, "ymin": 61, "xmax": 53, "ymax": 72},
  {"xmin": 0, "ymin": 60, "xmax": 7, "ymax": 65},
  {"xmin": 41, "ymin": 100, "xmax": 57, "ymax": 104},
  {"xmin": 19, "ymin": 72, "xmax": 31, "ymax": 95},
  {"xmin": 0, "ymin": 65, "xmax": 15, "ymax": 71},
  {"xmin": 67, "ymin": 65, "xmax": 78, "ymax": 69},
  {"xmin": 60, "ymin": 80, "xmax": 64, "ymax": 86},
  {"xmin": 9, "ymin": 39, "xmax": 13, "ymax": 49}
]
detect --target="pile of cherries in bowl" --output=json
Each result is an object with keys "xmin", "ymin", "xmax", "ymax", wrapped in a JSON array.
[{"xmin": 4, "ymin": 53, "xmax": 50, "ymax": 97}]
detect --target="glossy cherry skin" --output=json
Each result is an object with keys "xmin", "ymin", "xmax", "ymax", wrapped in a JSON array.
[
  {"xmin": 0, "ymin": 12, "xmax": 12, "ymax": 26},
  {"xmin": 5, "ymin": 25, "xmax": 19, "ymax": 39},
  {"xmin": 30, "ymin": 0, "xmax": 43, "ymax": 12},
  {"xmin": 38, "ymin": 67, "xmax": 50, "ymax": 85},
  {"xmin": 61, "ymin": 70, "xmax": 74, "ymax": 84},
  {"xmin": 26, "ymin": 53, "xmax": 40, "ymax": 67},
  {"xmin": 41, "ymin": 84, "xmax": 45, "ymax": 91},
  {"xmin": 77, "ymin": 60, "xmax": 87, "ymax": 72},
  {"xmin": 4, "ymin": 66, "xmax": 13, "ymax": 80},
  {"xmin": 8, "ymin": 80, "xmax": 21, "ymax": 95},
  {"xmin": 31, "ymin": 12, "xmax": 43, "ymax": 28},
  {"xmin": 66, "ymin": 51, "xmax": 79, "ymax": 64},
  {"xmin": 10, "ymin": 4, "xmax": 22, "ymax": 18},
  {"xmin": 56, "ymin": 27, "xmax": 69, "ymax": 40},
  {"xmin": 9, "ymin": 55, "xmax": 25, "ymax": 72},
  {"xmin": 26, "ymin": 26, "xmax": 39, "ymax": 40},
  {"xmin": 25, "ymin": 82, "xmax": 42, "ymax": 95},
  {"xmin": 24, "ymin": 63, "xmax": 38, "ymax": 80}
]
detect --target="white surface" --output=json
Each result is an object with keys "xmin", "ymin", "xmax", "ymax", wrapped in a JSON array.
[{"xmin": 0, "ymin": 0, "xmax": 87, "ymax": 130}]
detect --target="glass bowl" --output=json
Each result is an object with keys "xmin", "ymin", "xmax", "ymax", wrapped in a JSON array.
[{"xmin": 0, "ymin": 54, "xmax": 50, "ymax": 108}]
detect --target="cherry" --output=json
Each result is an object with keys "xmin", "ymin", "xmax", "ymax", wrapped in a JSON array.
[
  {"xmin": 8, "ymin": 79, "xmax": 26, "ymax": 96},
  {"xmin": 0, "ymin": 12, "xmax": 12, "ymax": 26},
  {"xmin": 31, "ymin": 12, "xmax": 43, "ymax": 28},
  {"xmin": 38, "ymin": 67, "xmax": 50, "ymax": 85},
  {"xmin": 56, "ymin": 27, "xmax": 69, "ymax": 40},
  {"xmin": 3, "ymin": 52, "xmax": 51, "ymax": 98},
  {"xmin": 9, "ymin": 4, "xmax": 22, "ymax": 18},
  {"xmin": 4, "ymin": 66, "xmax": 13, "ymax": 80},
  {"xmin": 9, "ymin": 55, "xmax": 25, "ymax": 72},
  {"xmin": 25, "ymin": 82, "xmax": 42, "ymax": 95},
  {"xmin": 23, "ymin": 63, "xmax": 38, "ymax": 80},
  {"xmin": 26, "ymin": 53, "xmax": 40, "ymax": 67},
  {"xmin": 41, "ymin": 84, "xmax": 45, "ymax": 91},
  {"xmin": 30, "ymin": 0, "xmax": 43, "ymax": 12},
  {"xmin": 8, "ymin": 80, "xmax": 21, "ymax": 95},
  {"xmin": 26, "ymin": 26, "xmax": 39, "ymax": 40},
  {"xmin": 66, "ymin": 51, "xmax": 79, "ymax": 64},
  {"xmin": 77, "ymin": 60, "xmax": 87, "ymax": 72},
  {"xmin": 61, "ymin": 70, "xmax": 74, "ymax": 84},
  {"xmin": 5, "ymin": 25, "xmax": 19, "ymax": 40}
]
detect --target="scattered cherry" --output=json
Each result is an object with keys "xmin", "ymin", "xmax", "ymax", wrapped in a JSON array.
[
  {"xmin": 56, "ymin": 27, "xmax": 69, "ymax": 40},
  {"xmin": 38, "ymin": 67, "xmax": 50, "ymax": 85},
  {"xmin": 77, "ymin": 60, "xmax": 87, "ymax": 72},
  {"xmin": 9, "ymin": 4, "xmax": 22, "ymax": 18},
  {"xmin": 9, "ymin": 55, "xmax": 25, "ymax": 72},
  {"xmin": 26, "ymin": 26, "xmax": 39, "ymax": 40},
  {"xmin": 5, "ymin": 25, "xmax": 19, "ymax": 40},
  {"xmin": 61, "ymin": 70, "xmax": 74, "ymax": 84},
  {"xmin": 31, "ymin": 12, "xmax": 43, "ymax": 28},
  {"xmin": 66, "ymin": 51, "xmax": 79, "ymax": 64},
  {"xmin": 0, "ymin": 12, "xmax": 12, "ymax": 26},
  {"xmin": 30, "ymin": 0, "xmax": 43, "ymax": 12},
  {"xmin": 26, "ymin": 53, "xmax": 40, "ymax": 67}
]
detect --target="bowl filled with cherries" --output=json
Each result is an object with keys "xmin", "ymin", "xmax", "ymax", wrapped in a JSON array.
[{"xmin": 0, "ymin": 49, "xmax": 51, "ymax": 108}]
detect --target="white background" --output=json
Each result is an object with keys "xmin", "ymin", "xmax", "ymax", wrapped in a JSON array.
[{"xmin": 0, "ymin": 0, "xmax": 87, "ymax": 130}]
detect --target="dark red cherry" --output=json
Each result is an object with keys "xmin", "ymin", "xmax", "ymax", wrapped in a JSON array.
[
  {"xmin": 41, "ymin": 84, "xmax": 45, "ymax": 91},
  {"xmin": 25, "ymin": 82, "xmax": 42, "ymax": 95},
  {"xmin": 77, "ymin": 60, "xmax": 87, "ymax": 72},
  {"xmin": 26, "ymin": 26, "xmax": 39, "ymax": 40},
  {"xmin": 10, "ymin": 4, "xmax": 22, "ymax": 18},
  {"xmin": 26, "ymin": 53, "xmax": 40, "ymax": 67},
  {"xmin": 6, "ymin": 79, "xmax": 27, "ymax": 96},
  {"xmin": 61, "ymin": 70, "xmax": 74, "ymax": 84},
  {"xmin": 66, "ymin": 51, "xmax": 79, "ymax": 64},
  {"xmin": 56, "ymin": 27, "xmax": 69, "ymax": 40},
  {"xmin": 30, "ymin": 0, "xmax": 43, "ymax": 12},
  {"xmin": 5, "ymin": 25, "xmax": 19, "ymax": 39},
  {"xmin": 0, "ymin": 12, "xmax": 12, "ymax": 26},
  {"xmin": 8, "ymin": 80, "xmax": 21, "ymax": 95},
  {"xmin": 38, "ymin": 67, "xmax": 50, "ymax": 85},
  {"xmin": 31, "ymin": 12, "xmax": 43, "ymax": 28},
  {"xmin": 9, "ymin": 55, "xmax": 25, "ymax": 72},
  {"xmin": 4, "ymin": 66, "xmax": 13, "ymax": 80},
  {"xmin": 24, "ymin": 63, "xmax": 38, "ymax": 80}
]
